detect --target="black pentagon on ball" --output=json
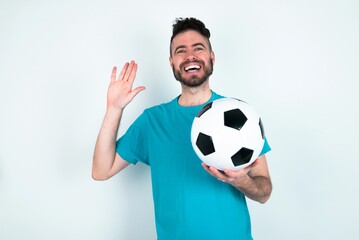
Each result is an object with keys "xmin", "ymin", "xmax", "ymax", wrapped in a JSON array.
[
  {"xmin": 231, "ymin": 147, "xmax": 254, "ymax": 166},
  {"xmin": 196, "ymin": 102, "xmax": 213, "ymax": 118},
  {"xmin": 196, "ymin": 132, "xmax": 215, "ymax": 156},
  {"xmin": 224, "ymin": 109, "xmax": 247, "ymax": 130}
]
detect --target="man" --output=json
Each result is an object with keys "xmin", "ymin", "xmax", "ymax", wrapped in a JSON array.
[{"xmin": 92, "ymin": 17, "xmax": 272, "ymax": 239}]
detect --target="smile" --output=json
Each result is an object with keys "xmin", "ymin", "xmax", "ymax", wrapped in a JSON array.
[{"xmin": 184, "ymin": 64, "xmax": 201, "ymax": 72}]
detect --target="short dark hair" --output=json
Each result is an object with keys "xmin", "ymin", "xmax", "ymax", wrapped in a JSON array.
[{"xmin": 170, "ymin": 17, "xmax": 212, "ymax": 55}]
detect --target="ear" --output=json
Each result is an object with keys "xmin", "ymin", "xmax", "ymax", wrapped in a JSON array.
[
  {"xmin": 211, "ymin": 51, "xmax": 215, "ymax": 64},
  {"xmin": 169, "ymin": 56, "xmax": 173, "ymax": 67}
]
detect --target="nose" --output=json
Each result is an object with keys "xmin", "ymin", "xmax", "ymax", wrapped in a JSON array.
[
  {"xmin": 185, "ymin": 49, "xmax": 197, "ymax": 61},
  {"xmin": 186, "ymin": 54, "xmax": 196, "ymax": 61}
]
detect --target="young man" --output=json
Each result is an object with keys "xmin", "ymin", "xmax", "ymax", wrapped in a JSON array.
[{"xmin": 92, "ymin": 17, "xmax": 272, "ymax": 239}]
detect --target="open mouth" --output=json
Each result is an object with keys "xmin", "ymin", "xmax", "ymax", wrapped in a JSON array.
[{"xmin": 184, "ymin": 64, "xmax": 201, "ymax": 72}]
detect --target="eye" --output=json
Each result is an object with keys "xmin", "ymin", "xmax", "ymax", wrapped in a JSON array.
[
  {"xmin": 176, "ymin": 49, "xmax": 186, "ymax": 54},
  {"xmin": 194, "ymin": 46, "xmax": 204, "ymax": 51}
]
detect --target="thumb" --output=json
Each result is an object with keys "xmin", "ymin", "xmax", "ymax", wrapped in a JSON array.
[{"xmin": 130, "ymin": 86, "xmax": 146, "ymax": 99}]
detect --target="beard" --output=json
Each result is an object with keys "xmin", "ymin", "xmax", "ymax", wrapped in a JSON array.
[{"xmin": 172, "ymin": 59, "xmax": 214, "ymax": 87}]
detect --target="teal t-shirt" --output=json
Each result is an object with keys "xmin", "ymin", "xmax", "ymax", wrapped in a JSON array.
[{"xmin": 116, "ymin": 91, "xmax": 271, "ymax": 240}]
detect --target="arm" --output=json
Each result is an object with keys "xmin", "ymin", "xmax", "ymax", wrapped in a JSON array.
[
  {"xmin": 92, "ymin": 61, "xmax": 145, "ymax": 180},
  {"xmin": 202, "ymin": 154, "xmax": 272, "ymax": 203}
]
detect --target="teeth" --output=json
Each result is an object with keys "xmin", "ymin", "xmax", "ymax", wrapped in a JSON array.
[{"xmin": 185, "ymin": 65, "xmax": 200, "ymax": 71}]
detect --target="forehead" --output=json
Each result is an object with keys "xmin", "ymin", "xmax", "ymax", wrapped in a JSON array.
[{"xmin": 171, "ymin": 30, "xmax": 209, "ymax": 49}]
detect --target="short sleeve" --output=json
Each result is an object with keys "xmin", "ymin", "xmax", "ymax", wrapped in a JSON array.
[
  {"xmin": 116, "ymin": 113, "xmax": 149, "ymax": 165},
  {"xmin": 259, "ymin": 137, "xmax": 271, "ymax": 156}
]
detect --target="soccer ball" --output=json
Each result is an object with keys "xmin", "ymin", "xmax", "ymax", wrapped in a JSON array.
[{"xmin": 191, "ymin": 98, "xmax": 265, "ymax": 170}]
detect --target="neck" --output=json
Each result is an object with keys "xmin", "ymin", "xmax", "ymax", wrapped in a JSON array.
[{"xmin": 178, "ymin": 83, "xmax": 212, "ymax": 106}]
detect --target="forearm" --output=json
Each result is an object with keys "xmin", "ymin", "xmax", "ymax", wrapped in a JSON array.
[
  {"xmin": 92, "ymin": 108, "xmax": 123, "ymax": 180},
  {"xmin": 235, "ymin": 175, "xmax": 272, "ymax": 204}
]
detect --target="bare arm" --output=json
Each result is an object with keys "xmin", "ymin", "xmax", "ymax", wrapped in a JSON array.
[
  {"xmin": 202, "ymin": 154, "xmax": 272, "ymax": 203},
  {"xmin": 92, "ymin": 61, "xmax": 145, "ymax": 180}
]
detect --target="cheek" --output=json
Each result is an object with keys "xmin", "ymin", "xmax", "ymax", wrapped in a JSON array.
[{"xmin": 171, "ymin": 60, "xmax": 182, "ymax": 70}]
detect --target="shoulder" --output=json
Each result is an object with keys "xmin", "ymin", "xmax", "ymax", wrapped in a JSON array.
[
  {"xmin": 211, "ymin": 91, "xmax": 226, "ymax": 100},
  {"xmin": 143, "ymin": 96, "xmax": 178, "ymax": 114}
]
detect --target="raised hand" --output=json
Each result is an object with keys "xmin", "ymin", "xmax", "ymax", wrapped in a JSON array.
[{"xmin": 107, "ymin": 60, "xmax": 145, "ymax": 110}]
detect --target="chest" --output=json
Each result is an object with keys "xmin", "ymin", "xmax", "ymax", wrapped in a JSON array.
[{"xmin": 145, "ymin": 109, "xmax": 201, "ymax": 174}]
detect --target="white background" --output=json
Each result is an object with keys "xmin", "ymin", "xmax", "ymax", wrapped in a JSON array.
[{"xmin": 1, "ymin": 0, "xmax": 358, "ymax": 239}]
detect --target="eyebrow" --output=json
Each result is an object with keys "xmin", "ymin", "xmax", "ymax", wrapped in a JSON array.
[{"xmin": 174, "ymin": 42, "xmax": 206, "ymax": 54}]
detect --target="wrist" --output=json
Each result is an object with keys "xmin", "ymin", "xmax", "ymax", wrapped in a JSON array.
[
  {"xmin": 106, "ymin": 106, "xmax": 124, "ymax": 115},
  {"xmin": 233, "ymin": 173, "xmax": 251, "ymax": 190},
  {"xmin": 104, "ymin": 107, "xmax": 124, "ymax": 125}
]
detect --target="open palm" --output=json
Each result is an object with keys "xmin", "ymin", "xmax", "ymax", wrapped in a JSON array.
[{"xmin": 107, "ymin": 60, "xmax": 145, "ymax": 110}]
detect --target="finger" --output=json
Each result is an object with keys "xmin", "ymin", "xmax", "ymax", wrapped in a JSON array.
[
  {"xmin": 201, "ymin": 163, "xmax": 211, "ymax": 174},
  {"xmin": 123, "ymin": 60, "xmax": 136, "ymax": 81},
  {"xmin": 223, "ymin": 168, "xmax": 248, "ymax": 178},
  {"xmin": 111, "ymin": 66, "xmax": 117, "ymax": 82},
  {"xmin": 208, "ymin": 165, "xmax": 227, "ymax": 179},
  {"xmin": 223, "ymin": 169, "xmax": 236, "ymax": 177},
  {"xmin": 202, "ymin": 164, "xmax": 229, "ymax": 182},
  {"xmin": 127, "ymin": 62, "xmax": 138, "ymax": 85},
  {"xmin": 129, "ymin": 86, "xmax": 146, "ymax": 99},
  {"xmin": 118, "ymin": 62, "xmax": 130, "ymax": 81},
  {"xmin": 202, "ymin": 163, "xmax": 216, "ymax": 177}
]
